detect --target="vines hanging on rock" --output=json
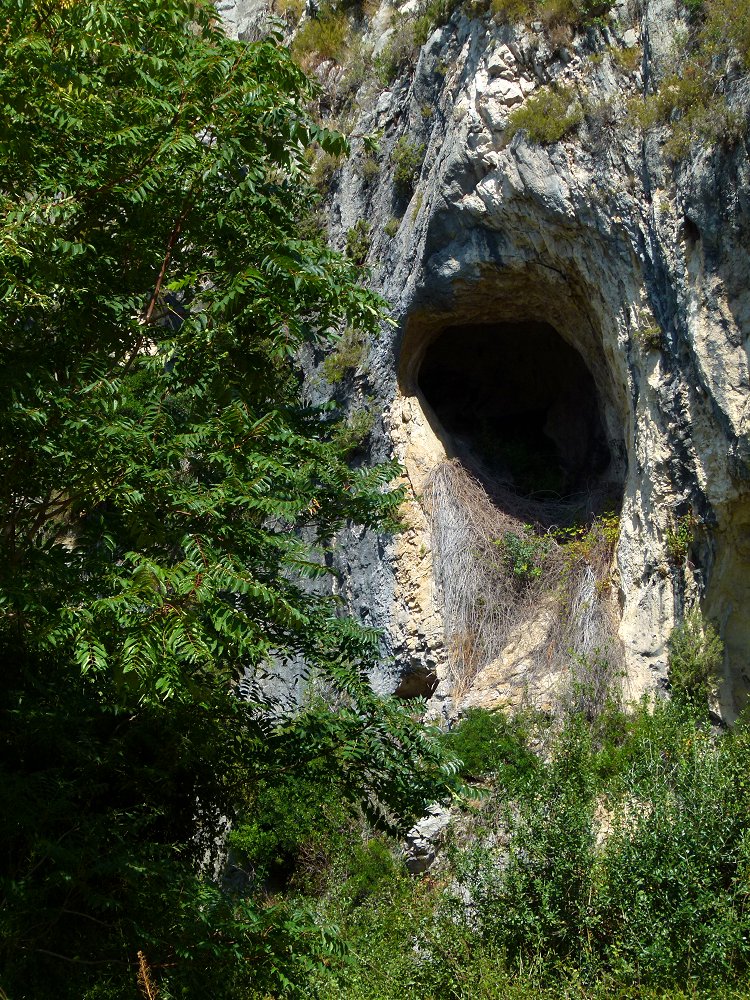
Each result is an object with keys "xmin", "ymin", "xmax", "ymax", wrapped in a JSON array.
[{"xmin": 424, "ymin": 460, "xmax": 623, "ymax": 712}]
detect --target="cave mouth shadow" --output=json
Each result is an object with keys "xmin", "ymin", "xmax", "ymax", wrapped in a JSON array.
[{"xmin": 417, "ymin": 320, "xmax": 618, "ymax": 526}]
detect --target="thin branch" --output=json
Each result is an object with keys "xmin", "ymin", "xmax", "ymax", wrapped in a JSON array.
[
  {"xmin": 61, "ymin": 908, "xmax": 113, "ymax": 928},
  {"xmin": 141, "ymin": 207, "xmax": 188, "ymax": 328},
  {"xmin": 34, "ymin": 948, "xmax": 125, "ymax": 966}
]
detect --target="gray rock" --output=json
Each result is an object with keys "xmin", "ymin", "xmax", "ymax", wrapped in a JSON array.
[
  {"xmin": 404, "ymin": 804, "xmax": 452, "ymax": 873},
  {"xmin": 219, "ymin": 0, "xmax": 750, "ymax": 722}
]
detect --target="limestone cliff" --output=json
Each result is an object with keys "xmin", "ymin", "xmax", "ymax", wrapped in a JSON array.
[{"xmin": 227, "ymin": 0, "xmax": 750, "ymax": 719}]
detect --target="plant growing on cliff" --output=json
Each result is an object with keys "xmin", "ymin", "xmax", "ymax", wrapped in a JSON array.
[
  {"xmin": 635, "ymin": 310, "xmax": 664, "ymax": 350},
  {"xmin": 440, "ymin": 708, "xmax": 538, "ymax": 785},
  {"xmin": 345, "ymin": 218, "xmax": 372, "ymax": 264},
  {"xmin": 665, "ymin": 511, "xmax": 696, "ymax": 564},
  {"xmin": 383, "ymin": 216, "xmax": 401, "ymax": 237},
  {"xmin": 392, "ymin": 135, "xmax": 426, "ymax": 194},
  {"xmin": 497, "ymin": 525, "xmax": 550, "ymax": 584},
  {"xmin": 668, "ymin": 608, "xmax": 724, "ymax": 706},
  {"xmin": 322, "ymin": 326, "xmax": 367, "ymax": 382},
  {"xmin": 291, "ymin": 2, "xmax": 352, "ymax": 66},
  {"xmin": 0, "ymin": 3, "xmax": 459, "ymax": 996},
  {"xmin": 507, "ymin": 85, "xmax": 583, "ymax": 144},
  {"xmin": 492, "ymin": 0, "xmax": 614, "ymax": 29},
  {"xmin": 628, "ymin": 0, "xmax": 750, "ymax": 159}
]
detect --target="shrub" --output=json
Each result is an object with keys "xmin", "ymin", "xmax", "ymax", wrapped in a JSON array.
[
  {"xmin": 413, "ymin": 0, "xmax": 462, "ymax": 45},
  {"xmin": 492, "ymin": 0, "xmax": 614, "ymax": 26},
  {"xmin": 567, "ymin": 649, "xmax": 623, "ymax": 722},
  {"xmin": 610, "ymin": 42, "xmax": 642, "ymax": 72},
  {"xmin": 470, "ymin": 718, "xmax": 598, "ymax": 966},
  {"xmin": 497, "ymin": 524, "xmax": 550, "ymax": 584},
  {"xmin": 374, "ymin": 17, "xmax": 418, "ymax": 84},
  {"xmin": 321, "ymin": 326, "xmax": 366, "ymax": 383},
  {"xmin": 705, "ymin": 0, "xmax": 750, "ymax": 69},
  {"xmin": 441, "ymin": 708, "xmax": 538, "ymax": 785},
  {"xmin": 333, "ymin": 407, "xmax": 376, "ymax": 456},
  {"xmin": 591, "ymin": 703, "xmax": 750, "ymax": 985},
  {"xmin": 506, "ymin": 85, "xmax": 583, "ymax": 144},
  {"xmin": 628, "ymin": 0, "xmax": 750, "ymax": 159},
  {"xmin": 665, "ymin": 511, "xmax": 695, "ymax": 564},
  {"xmin": 635, "ymin": 322, "xmax": 664, "ymax": 351},
  {"xmin": 358, "ymin": 155, "xmax": 380, "ymax": 183},
  {"xmin": 276, "ymin": 0, "xmax": 305, "ymax": 22},
  {"xmin": 555, "ymin": 510, "xmax": 620, "ymax": 566},
  {"xmin": 492, "ymin": 0, "xmax": 532, "ymax": 22},
  {"xmin": 292, "ymin": 4, "xmax": 351, "ymax": 65},
  {"xmin": 309, "ymin": 148, "xmax": 345, "ymax": 192},
  {"xmin": 383, "ymin": 216, "xmax": 400, "ymax": 237},
  {"xmin": 228, "ymin": 766, "xmax": 355, "ymax": 893},
  {"xmin": 668, "ymin": 607, "xmax": 724, "ymax": 706},
  {"xmin": 391, "ymin": 135, "xmax": 426, "ymax": 194},
  {"xmin": 262, "ymin": 701, "xmax": 750, "ymax": 997},
  {"xmin": 345, "ymin": 218, "xmax": 371, "ymax": 264}
]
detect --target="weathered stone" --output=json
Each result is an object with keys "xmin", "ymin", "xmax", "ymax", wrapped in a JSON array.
[
  {"xmin": 404, "ymin": 804, "xmax": 452, "ymax": 873},
  {"xmin": 222, "ymin": 0, "xmax": 750, "ymax": 722}
]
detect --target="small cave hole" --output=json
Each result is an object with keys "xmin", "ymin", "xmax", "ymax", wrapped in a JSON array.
[
  {"xmin": 683, "ymin": 216, "xmax": 701, "ymax": 250},
  {"xmin": 394, "ymin": 666, "xmax": 439, "ymax": 699},
  {"xmin": 418, "ymin": 321, "xmax": 614, "ymax": 516}
]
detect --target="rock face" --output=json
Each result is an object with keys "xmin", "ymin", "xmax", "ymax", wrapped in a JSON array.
[
  {"xmin": 404, "ymin": 802, "xmax": 452, "ymax": 872},
  {"xmin": 225, "ymin": 0, "xmax": 750, "ymax": 719}
]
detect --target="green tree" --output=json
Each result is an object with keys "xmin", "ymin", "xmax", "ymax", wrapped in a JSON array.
[{"xmin": 0, "ymin": 2, "xmax": 456, "ymax": 995}]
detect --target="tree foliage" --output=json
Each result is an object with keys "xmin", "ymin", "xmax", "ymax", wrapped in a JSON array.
[{"xmin": 0, "ymin": 2, "xmax": 457, "ymax": 995}]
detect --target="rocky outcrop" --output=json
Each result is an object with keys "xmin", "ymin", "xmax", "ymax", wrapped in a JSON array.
[
  {"xmin": 314, "ymin": 0, "xmax": 750, "ymax": 721},
  {"xmin": 222, "ymin": 0, "xmax": 750, "ymax": 720}
]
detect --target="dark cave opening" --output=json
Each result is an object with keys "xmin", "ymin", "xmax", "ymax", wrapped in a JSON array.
[{"xmin": 418, "ymin": 321, "xmax": 614, "ymax": 508}]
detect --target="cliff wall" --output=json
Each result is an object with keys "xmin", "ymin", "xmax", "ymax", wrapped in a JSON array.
[{"xmin": 227, "ymin": 0, "xmax": 750, "ymax": 719}]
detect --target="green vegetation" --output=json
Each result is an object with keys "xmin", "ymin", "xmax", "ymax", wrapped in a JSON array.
[
  {"xmin": 498, "ymin": 524, "xmax": 551, "ymax": 584},
  {"xmin": 345, "ymin": 218, "xmax": 372, "ymax": 264},
  {"xmin": 506, "ymin": 84, "xmax": 583, "ymax": 143},
  {"xmin": 441, "ymin": 708, "xmax": 538, "ymax": 785},
  {"xmin": 636, "ymin": 314, "xmax": 664, "ymax": 350},
  {"xmin": 358, "ymin": 154, "xmax": 381, "ymax": 183},
  {"xmin": 392, "ymin": 135, "xmax": 427, "ymax": 193},
  {"xmin": 0, "ymin": 3, "xmax": 459, "ymax": 997},
  {"xmin": 234, "ymin": 700, "xmax": 750, "ymax": 998},
  {"xmin": 629, "ymin": 0, "xmax": 750, "ymax": 158},
  {"xmin": 2, "ymin": 3, "xmax": 747, "ymax": 999},
  {"xmin": 333, "ymin": 406, "xmax": 377, "ymax": 456},
  {"xmin": 555, "ymin": 509, "xmax": 620, "ymax": 564},
  {"xmin": 668, "ymin": 608, "xmax": 724, "ymax": 706},
  {"xmin": 374, "ymin": 0, "xmax": 462, "ymax": 84},
  {"xmin": 610, "ymin": 42, "xmax": 642, "ymax": 72},
  {"xmin": 291, "ymin": 3, "xmax": 351, "ymax": 65},
  {"xmin": 309, "ymin": 148, "xmax": 345, "ymax": 192},
  {"xmin": 666, "ymin": 511, "xmax": 696, "ymax": 564},
  {"xmin": 413, "ymin": 0, "xmax": 463, "ymax": 43},
  {"xmin": 383, "ymin": 216, "xmax": 401, "ymax": 237},
  {"xmin": 492, "ymin": 0, "xmax": 615, "ymax": 29},
  {"xmin": 375, "ymin": 13, "xmax": 420, "ymax": 84},
  {"xmin": 321, "ymin": 326, "xmax": 367, "ymax": 382}
]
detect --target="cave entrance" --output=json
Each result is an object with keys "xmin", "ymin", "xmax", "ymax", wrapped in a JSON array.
[{"xmin": 417, "ymin": 321, "xmax": 614, "ymax": 516}]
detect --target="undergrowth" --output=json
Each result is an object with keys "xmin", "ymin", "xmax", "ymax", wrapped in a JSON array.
[{"xmin": 235, "ymin": 699, "xmax": 750, "ymax": 999}]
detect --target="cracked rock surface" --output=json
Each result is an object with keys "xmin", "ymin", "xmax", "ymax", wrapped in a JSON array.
[{"xmin": 223, "ymin": 0, "xmax": 750, "ymax": 720}]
